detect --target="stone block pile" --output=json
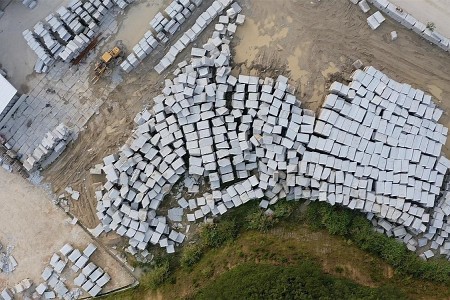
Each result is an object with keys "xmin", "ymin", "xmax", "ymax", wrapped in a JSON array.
[
  {"xmin": 23, "ymin": 0, "xmax": 130, "ymax": 74},
  {"xmin": 1, "ymin": 279, "xmax": 35, "ymax": 299},
  {"xmin": 23, "ymin": 124, "xmax": 71, "ymax": 172},
  {"xmin": 154, "ymin": 0, "xmax": 240, "ymax": 74},
  {"xmin": 0, "ymin": 288, "xmax": 13, "ymax": 300},
  {"xmin": 0, "ymin": 243, "xmax": 17, "ymax": 274},
  {"xmin": 296, "ymin": 67, "xmax": 450, "ymax": 259},
  {"xmin": 28, "ymin": 243, "xmax": 111, "ymax": 299},
  {"xmin": 358, "ymin": 0, "xmax": 370, "ymax": 13},
  {"xmin": 22, "ymin": 0, "xmax": 38, "ymax": 9},
  {"xmin": 352, "ymin": 0, "xmax": 386, "ymax": 30},
  {"xmin": 96, "ymin": 2, "xmax": 450, "ymax": 260},
  {"xmin": 12, "ymin": 279, "xmax": 33, "ymax": 297},
  {"xmin": 95, "ymin": 9, "xmax": 245, "ymax": 255},
  {"xmin": 366, "ymin": 10, "xmax": 385, "ymax": 30}
]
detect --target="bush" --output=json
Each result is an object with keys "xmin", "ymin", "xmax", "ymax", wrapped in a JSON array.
[
  {"xmin": 272, "ymin": 201, "xmax": 296, "ymax": 218},
  {"xmin": 140, "ymin": 259, "xmax": 171, "ymax": 291},
  {"xmin": 193, "ymin": 262, "xmax": 407, "ymax": 300},
  {"xmin": 200, "ymin": 220, "xmax": 238, "ymax": 248},
  {"xmin": 181, "ymin": 244, "xmax": 204, "ymax": 268},
  {"xmin": 245, "ymin": 210, "xmax": 275, "ymax": 232},
  {"xmin": 306, "ymin": 201, "xmax": 450, "ymax": 284},
  {"xmin": 245, "ymin": 202, "xmax": 296, "ymax": 232}
]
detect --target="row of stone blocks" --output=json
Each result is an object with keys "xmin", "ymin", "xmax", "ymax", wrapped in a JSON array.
[
  {"xmin": 120, "ymin": 0, "xmax": 204, "ymax": 73},
  {"xmin": 353, "ymin": 0, "xmax": 450, "ymax": 51},
  {"xmin": 22, "ymin": 124, "xmax": 71, "ymax": 172},
  {"xmin": 23, "ymin": 0, "xmax": 130, "ymax": 73}
]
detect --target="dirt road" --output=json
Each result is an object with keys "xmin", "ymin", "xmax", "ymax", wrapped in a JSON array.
[{"xmin": 43, "ymin": 0, "xmax": 450, "ymax": 233}]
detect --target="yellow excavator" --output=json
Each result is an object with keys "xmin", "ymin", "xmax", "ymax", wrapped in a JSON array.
[{"xmin": 91, "ymin": 46, "xmax": 122, "ymax": 84}]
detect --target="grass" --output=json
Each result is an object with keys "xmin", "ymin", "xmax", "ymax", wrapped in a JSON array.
[
  {"xmin": 306, "ymin": 201, "xmax": 450, "ymax": 284},
  {"xmin": 192, "ymin": 262, "xmax": 407, "ymax": 300},
  {"xmin": 149, "ymin": 225, "xmax": 449, "ymax": 299},
  {"xmin": 101, "ymin": 201, "xmax": 450, "ymax": 300}
]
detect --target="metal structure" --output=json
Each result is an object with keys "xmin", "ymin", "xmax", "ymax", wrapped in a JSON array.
[{"xmin": 91, "ymin": 46, "xmax": 122, "ymax": 84}]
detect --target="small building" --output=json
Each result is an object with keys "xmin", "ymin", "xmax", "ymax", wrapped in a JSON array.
[{"xmin": 0, "ymin": 74, "xmax": 18, "ymax": 128}]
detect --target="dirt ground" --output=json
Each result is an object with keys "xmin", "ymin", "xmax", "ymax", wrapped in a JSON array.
[
  {"xmin": 113, "ymin": 0, "xmax": 164, "ymax": 50},
  {"xmin": 43, "ymin": 0, "xmax": 450, "ymax": 230},
  {"xmin": 0, "ymin": 167, "xmax": 135, "ymax": 295}
]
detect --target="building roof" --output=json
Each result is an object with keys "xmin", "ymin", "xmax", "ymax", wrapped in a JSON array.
[{"xmin": 0, "ymin": 74, "xmax": 16, "ymax": 114}]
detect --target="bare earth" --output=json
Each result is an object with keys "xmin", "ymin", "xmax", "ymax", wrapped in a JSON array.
[{"xmin": 0, "ymin": 167, "xmax": 135, "ymax": 294}]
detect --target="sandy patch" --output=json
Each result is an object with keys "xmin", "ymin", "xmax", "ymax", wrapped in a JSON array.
[
  {"xmin": 0, "ymin": 167, "xmax": 135, "ymax": 294},
  {"xmin": 114, "ymin": 0, "xmax": 164, "ymax": 51}
]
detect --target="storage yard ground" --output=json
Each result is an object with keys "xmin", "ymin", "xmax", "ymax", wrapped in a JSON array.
[
  {"xmin": 0, "ymin": 0, "xmax": 450, "ymax": 297},
  {"xmin": 0, "ymin": 167, "xmax": 135, "ymax": 293},
  {"xmin": 42, "ymin": 0, "xmax": 450, "ymax": 228}
]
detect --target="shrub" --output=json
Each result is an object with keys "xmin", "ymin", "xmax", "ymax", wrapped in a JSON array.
[
  {"xmin": 193, "ymin": 262, "xmax": 407, "ymax": 300},
  {"xmin": 200, "ymin": 220, "xmax": 238, "ymax": 248},
  {"xmin": 306, "ymin": 201, "xmax": 450, "ymax": 284},
  {"xmin": 272, "ymin": 201, "xmax": 296, "ymax": 218},
  {"xmin": 245, "ymin": 202, "xmax": 296, "ymax": 232},
  {"xmin": 245, "ymin": 210, "xmax": 275, "ymax": 232},
  {"xmin": 426, "ymin": 22, "xmax": 436, "ymax": 31},
  {"xmin": 140, "ymin": 259, "xmax": 170, "ymax": 291},
  {"xmin": 181, "ymin": 244, "xmax": 204, "ymax": 268}
]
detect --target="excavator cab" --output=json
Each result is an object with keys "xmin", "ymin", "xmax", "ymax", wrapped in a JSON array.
[
  {"xmin": 91, "ymin": 46, "xmax": 122, "ymax": 84},
  {"xmin": 101, "ymin": 47, "xmax": 121, "ymax": 64}
]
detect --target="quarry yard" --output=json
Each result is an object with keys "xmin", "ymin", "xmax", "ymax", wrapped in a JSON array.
[
  {"xmin": 44, "ymin": 0, "xmax": 450, "ymax": 228},
  {"xmin": 1, "ymin": 0, "xmax": 450, "ymax": 298}
]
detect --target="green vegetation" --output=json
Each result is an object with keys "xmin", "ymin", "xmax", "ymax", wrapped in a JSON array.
[
  {"xmin": 181, "ymin": 202, "xmax": 297, "ymax": 269},
  {"xmin": 139, "ymin": 256, "xmax": 171, "ymax": 290},
  {"xmin": 426, "ymin": 21, "xmax": 436, "ymax": 31},
  {"xmin": 193, "ymin": 262, "xmax": 407, "ymax": 300},
  {"xmin": 103, "ymin": 200, "xmax": 450, "ymax": 300},
  {"xmin": 181, "ymin": 219, "xmax": 239, "ymax": 269},
  {"xmin": 245, "ymin": 201, "xmax": 296, "ymax": 232},
  {"xmin": 200, "ymin": 220, "xmax": 239, "ymax": 248},
  {"xmin": 306, "ymin": 201, "xmax": 450, "ymax": 284},
  {"xmin": 180, "ymin": 243, "xmax": 204, "ymax": 268}
]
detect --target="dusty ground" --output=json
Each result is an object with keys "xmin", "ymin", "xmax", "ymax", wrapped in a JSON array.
[
  {"xmin": 43, "ymin": 0, "xmax": 450, "ymax": 230},
  {"xmin": 390, "ymin": 0, "xmax": 450, "ymax": 38},
  {"xmin": 114, "ymin": 0, "xmax": 164, "ymax": 50},
  {"xmin": 0, "ymin": 167, "xmax": 135, "ymax": 295}
]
